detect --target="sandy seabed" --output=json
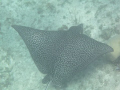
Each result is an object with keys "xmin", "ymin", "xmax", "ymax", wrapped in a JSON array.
[{"xmin": 0, "ymin": 0, "xmax": 120, "ymax": 90}]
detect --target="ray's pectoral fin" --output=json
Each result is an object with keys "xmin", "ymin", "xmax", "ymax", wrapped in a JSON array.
[
  {"xmin": 68, "ymin": 24, "xmax": 83, "ymax": 34},
  {"xmin": 42, "ymin": 74, "xmax": 52, "ymax": 84}
]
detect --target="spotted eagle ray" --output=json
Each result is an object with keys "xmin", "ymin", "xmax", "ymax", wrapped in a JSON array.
[{"xmin": 12, "ymin": 24, "xmax": 113, "ymax": 89}]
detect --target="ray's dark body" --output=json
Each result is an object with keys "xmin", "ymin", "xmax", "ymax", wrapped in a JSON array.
[{"xmin": 12, "ymin": 24, "xmax": 113, "ymax": 87}]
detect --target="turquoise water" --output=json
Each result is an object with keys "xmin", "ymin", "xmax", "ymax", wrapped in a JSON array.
[{"xmin": 0, "ymin": 0, "xmax": 120, "ymax": 90}]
